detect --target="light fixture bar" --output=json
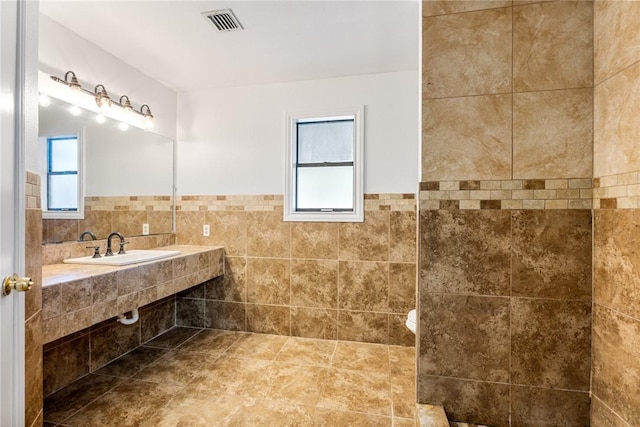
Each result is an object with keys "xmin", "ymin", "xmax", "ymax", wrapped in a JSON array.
[{"xmin": 49, "ymin": 71, "xmax": 154, "ymax": 126}]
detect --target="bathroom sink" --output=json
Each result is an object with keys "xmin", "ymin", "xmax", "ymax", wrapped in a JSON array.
[{"xmin": 63, "ymin": 249, "xmax": 181, "ymax": 266}]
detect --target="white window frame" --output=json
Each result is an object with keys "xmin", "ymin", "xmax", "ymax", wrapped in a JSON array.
[
  {"xmin": 41, "ymin": 128, "xmax": 85, "ymax": 220},
  {"xmin": 284, "ymin": 107, "xmax": 364, "ymax": 222}
]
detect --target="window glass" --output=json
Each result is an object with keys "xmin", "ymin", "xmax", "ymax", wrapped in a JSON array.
[
  {"xmin": 47, "ymin": 136, "xmax": 79, "ymax": 212},
  {"xmin": 48, "ymin": 175, "xmax": 78, "ymax": 210},
  {"xmin": 49, "ymin": 137, "xmax": 78, "ymax": 171},
  {"xmin": 297, "ymin": 120, "xmax": 354, "ymax": 163},
  {"xmin": 297, "ymin": 166, "xmax": 354, "ymax": 210}
]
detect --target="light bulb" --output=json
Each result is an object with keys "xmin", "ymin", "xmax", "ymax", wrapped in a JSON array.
[
  {"xmin": 95, "ymin": 114, "xmax": 106, "ymax": 124},
  {"xmin": 140, "ymin": 104, "xmax": 154, "ymax": 131},
  {"xmin": 38, "ymin": 94, "xmax": 51, "ymax": 107},
  {"xmin": 97, "ymin": 97, "xmax": 111, "ymax": 113},
  {"xmin": 69, "ymin": 105, "xmax": 82, "ymax": 116},
  {"xmin": 144, "ymin": 116, "xmax": 154, "ymax": 131},
  {"xmin": 118, "ymin": 122, "xmax": 129, "ymax": 131},
  {"xmin": 94, "ymin": 84, "xmax": 111, "ymax": 113}
]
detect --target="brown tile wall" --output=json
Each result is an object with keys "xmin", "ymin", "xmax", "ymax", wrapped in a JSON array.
[
  {"xmin": 418, "ymin": 208, "xmax": 592, "ymax": 427},
  {"xmin": 43, "ymin": 297, "xmax": 175, "ymax": 397},
  {"xmin": 420, "ymin": 2, "xmax": 594, "ymax": 426},
  {"xmin": 42, "ymin": 246, "xmax": 222, "ymax": 343},
  {"xmin": 592, "ymin": 2, "xmax": 640, "ymax": 426},
  {"xmin": 174, "ymin": 194, "xmax": 417, "ymax": 346},
  {"xmin": 43, "ymin": 195, "xmax": 173, "ymax": 244},
  {"xmin": 25, "ymin": 171, "xmax": 43, "ymax": 427}
]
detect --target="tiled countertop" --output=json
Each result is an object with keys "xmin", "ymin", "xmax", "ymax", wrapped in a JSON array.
[{"xmin": 42, "ymin": 245, "xmax": 224, "ymax": 344}]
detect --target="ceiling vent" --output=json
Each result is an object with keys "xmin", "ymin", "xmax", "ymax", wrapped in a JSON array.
[{"xmin": 202, "ymin": 9, "xmax": 244, "ymax": 32}]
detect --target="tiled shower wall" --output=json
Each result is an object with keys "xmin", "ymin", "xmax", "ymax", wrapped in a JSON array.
[
  {"xmin": 25, "ymin": 171, "xmax": 43, "ymax": 426},
  {"xmin": 419, "ymin": 1, "xmax": 593, "ymax": 426},
  {"xmin": 419, "ymin": 193, "xmax": 592, "ymax": 426},
  {"xmin": 591, "ymin": 1, "xmax": 640, "ymax": 425},
  {"xmin": 174, "ymin": 194, "xmax": 416, "ymax": 346}
]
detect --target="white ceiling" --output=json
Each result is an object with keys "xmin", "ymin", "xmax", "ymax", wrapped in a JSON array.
[{"xmin": 39, "ymin": 1, "xmax": 419, "ymax": 93}]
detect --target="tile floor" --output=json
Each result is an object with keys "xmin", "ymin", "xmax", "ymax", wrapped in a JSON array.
[{"xmin": 44, "ymin": 327, "xmax": 417, "ymax": 426}]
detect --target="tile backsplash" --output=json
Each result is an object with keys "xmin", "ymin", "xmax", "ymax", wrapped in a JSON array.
[{"xmin": 42, "ymin": 195, "xmax": 172, "ymax": 244}]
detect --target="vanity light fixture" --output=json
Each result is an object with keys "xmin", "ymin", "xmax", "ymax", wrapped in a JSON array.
[
  {"xmin": 65, "ymin": 70, "xmax": 81, "ymax": 90},
  {"xmin": 94, "ymin": 84, "xmax": 111, "ymax": 112},
  {"xmin": 49, "ymin": 71, "xmax": 81, "ymax": 91},
  {"xmin": 119, "ymin": 95, "xmax": 133, "ymax": 112},
  {"xmin": 140, "ymin": 104, "xmax": 154, "ymax": 130},
  {"xmin": 48, "ymin": 71, "xmax": 155, "ymax": 130}
]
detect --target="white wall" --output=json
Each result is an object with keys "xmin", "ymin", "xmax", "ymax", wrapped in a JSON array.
[
  {"xmin": 177, "ymin": 70, "xmax": 419, "ymax": 195},
  {"xmin": 38, "ymin": 14, "xmax": 177, "ymax": 141},
  {"xmin": 25, "ymin": 1, "xmax": 39, "ymax": 173}
]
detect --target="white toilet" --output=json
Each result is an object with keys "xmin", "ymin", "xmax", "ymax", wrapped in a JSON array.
[{"xmin": 405, "ymin": 309, "xmax": 416, "ymax": 335}]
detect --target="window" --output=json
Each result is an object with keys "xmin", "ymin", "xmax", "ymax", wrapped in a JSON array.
[
  {"xmin": 43, "ymin": 135, "xmax": 84, "ymax": 219},
  {"xmin": 284, "ymin": 108, "xmax": 363, "ymax": 222}
]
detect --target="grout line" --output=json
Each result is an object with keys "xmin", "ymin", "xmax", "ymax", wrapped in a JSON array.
[
  {"xmin": 593, "ymin": 52, "xmax": 640, "ymax": 88},
  {"xmin": 591, "ymin": 394, "xmax": 632, "ymax": 427},
  {"xmin": 594, "ymin": 301, "xmax": 640, "ymax": 325},
  {"xmin": 511, "ymin": 0, "xmax": 515, "ymax": 187}
]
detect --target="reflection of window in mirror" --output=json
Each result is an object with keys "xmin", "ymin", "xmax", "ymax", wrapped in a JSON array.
[{"xmin": 41, "ymin": 131, "xmax": 84, "ymax": 219}]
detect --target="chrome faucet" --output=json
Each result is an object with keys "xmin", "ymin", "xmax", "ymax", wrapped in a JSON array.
[
  {"xmin": 105, "ymin": 232, "xmax": 126, "ymax": 256},
  {"xmin": 78, "ymin": 231, "xmax": 97, "ymax": 242}
]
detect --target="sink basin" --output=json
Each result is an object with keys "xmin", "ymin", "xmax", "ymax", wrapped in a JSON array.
[{"xmin": 63, "ymin": 249, "xmax": 181, "ymax": 266}]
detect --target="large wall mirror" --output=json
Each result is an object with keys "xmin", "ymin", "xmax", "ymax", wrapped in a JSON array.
[{"xmin": 39, "ymin": 95, "xmax": 175, "ymax": 244}]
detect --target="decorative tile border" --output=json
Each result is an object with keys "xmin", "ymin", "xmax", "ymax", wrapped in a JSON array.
[
  {"xmin": 177, "ymin": 194, "xmax": 416, "ymax": 212},
  {"xmin": 177, "ymin": 195, "xmax": 283, "ymax": 212},
  {"xmin": 419, "ymin": 179, "xmax": 593, "ymax": 210},
  {"xmin": 593, "ymin": 172, "xmax": 640, "ymax": 209},
  {"xmin": 85, "ymin": 195, "xmax": 172, "ymax": 212},
  {"xmin": 365, "ymin": 193, "xmax": 416, "ymax": 211}
]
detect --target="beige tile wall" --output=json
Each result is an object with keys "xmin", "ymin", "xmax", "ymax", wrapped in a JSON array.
[
  {"xmin": 592, "ymin": 2, "xmax": 640, "ymax": 426},
  {"xmin": 25, "ymin": 171, "xmax": 43, "ymax": 427},
  {"xmin": 422, "ymin": 95, "xmax": 513, "ymax": 180},
  {"xmin": 512, "ymin": 1, "xmax": 593, "ymax": 92},
  {"xmin": 513, "ymin": 88, "xmax": 592, "ymax": 179},
  {"xmin": 593, "ymin": 0, "xmax": 640, "ymax": 85},
  {"xmin": 422, "ymin": 1, "xmax": 593, "ymax": 183},
  {"xmin": 174, "ymin": 194, "xmax": 417, "ymax": 346},
  {"xmin": 420, "ymin": 1, "xmax": 594, "ymax": 425}
]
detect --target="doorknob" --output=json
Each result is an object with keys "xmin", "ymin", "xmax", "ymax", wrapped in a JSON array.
[{"xmin": 2, "ymin": 274, "xmax": 33, "ymax": 296}]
